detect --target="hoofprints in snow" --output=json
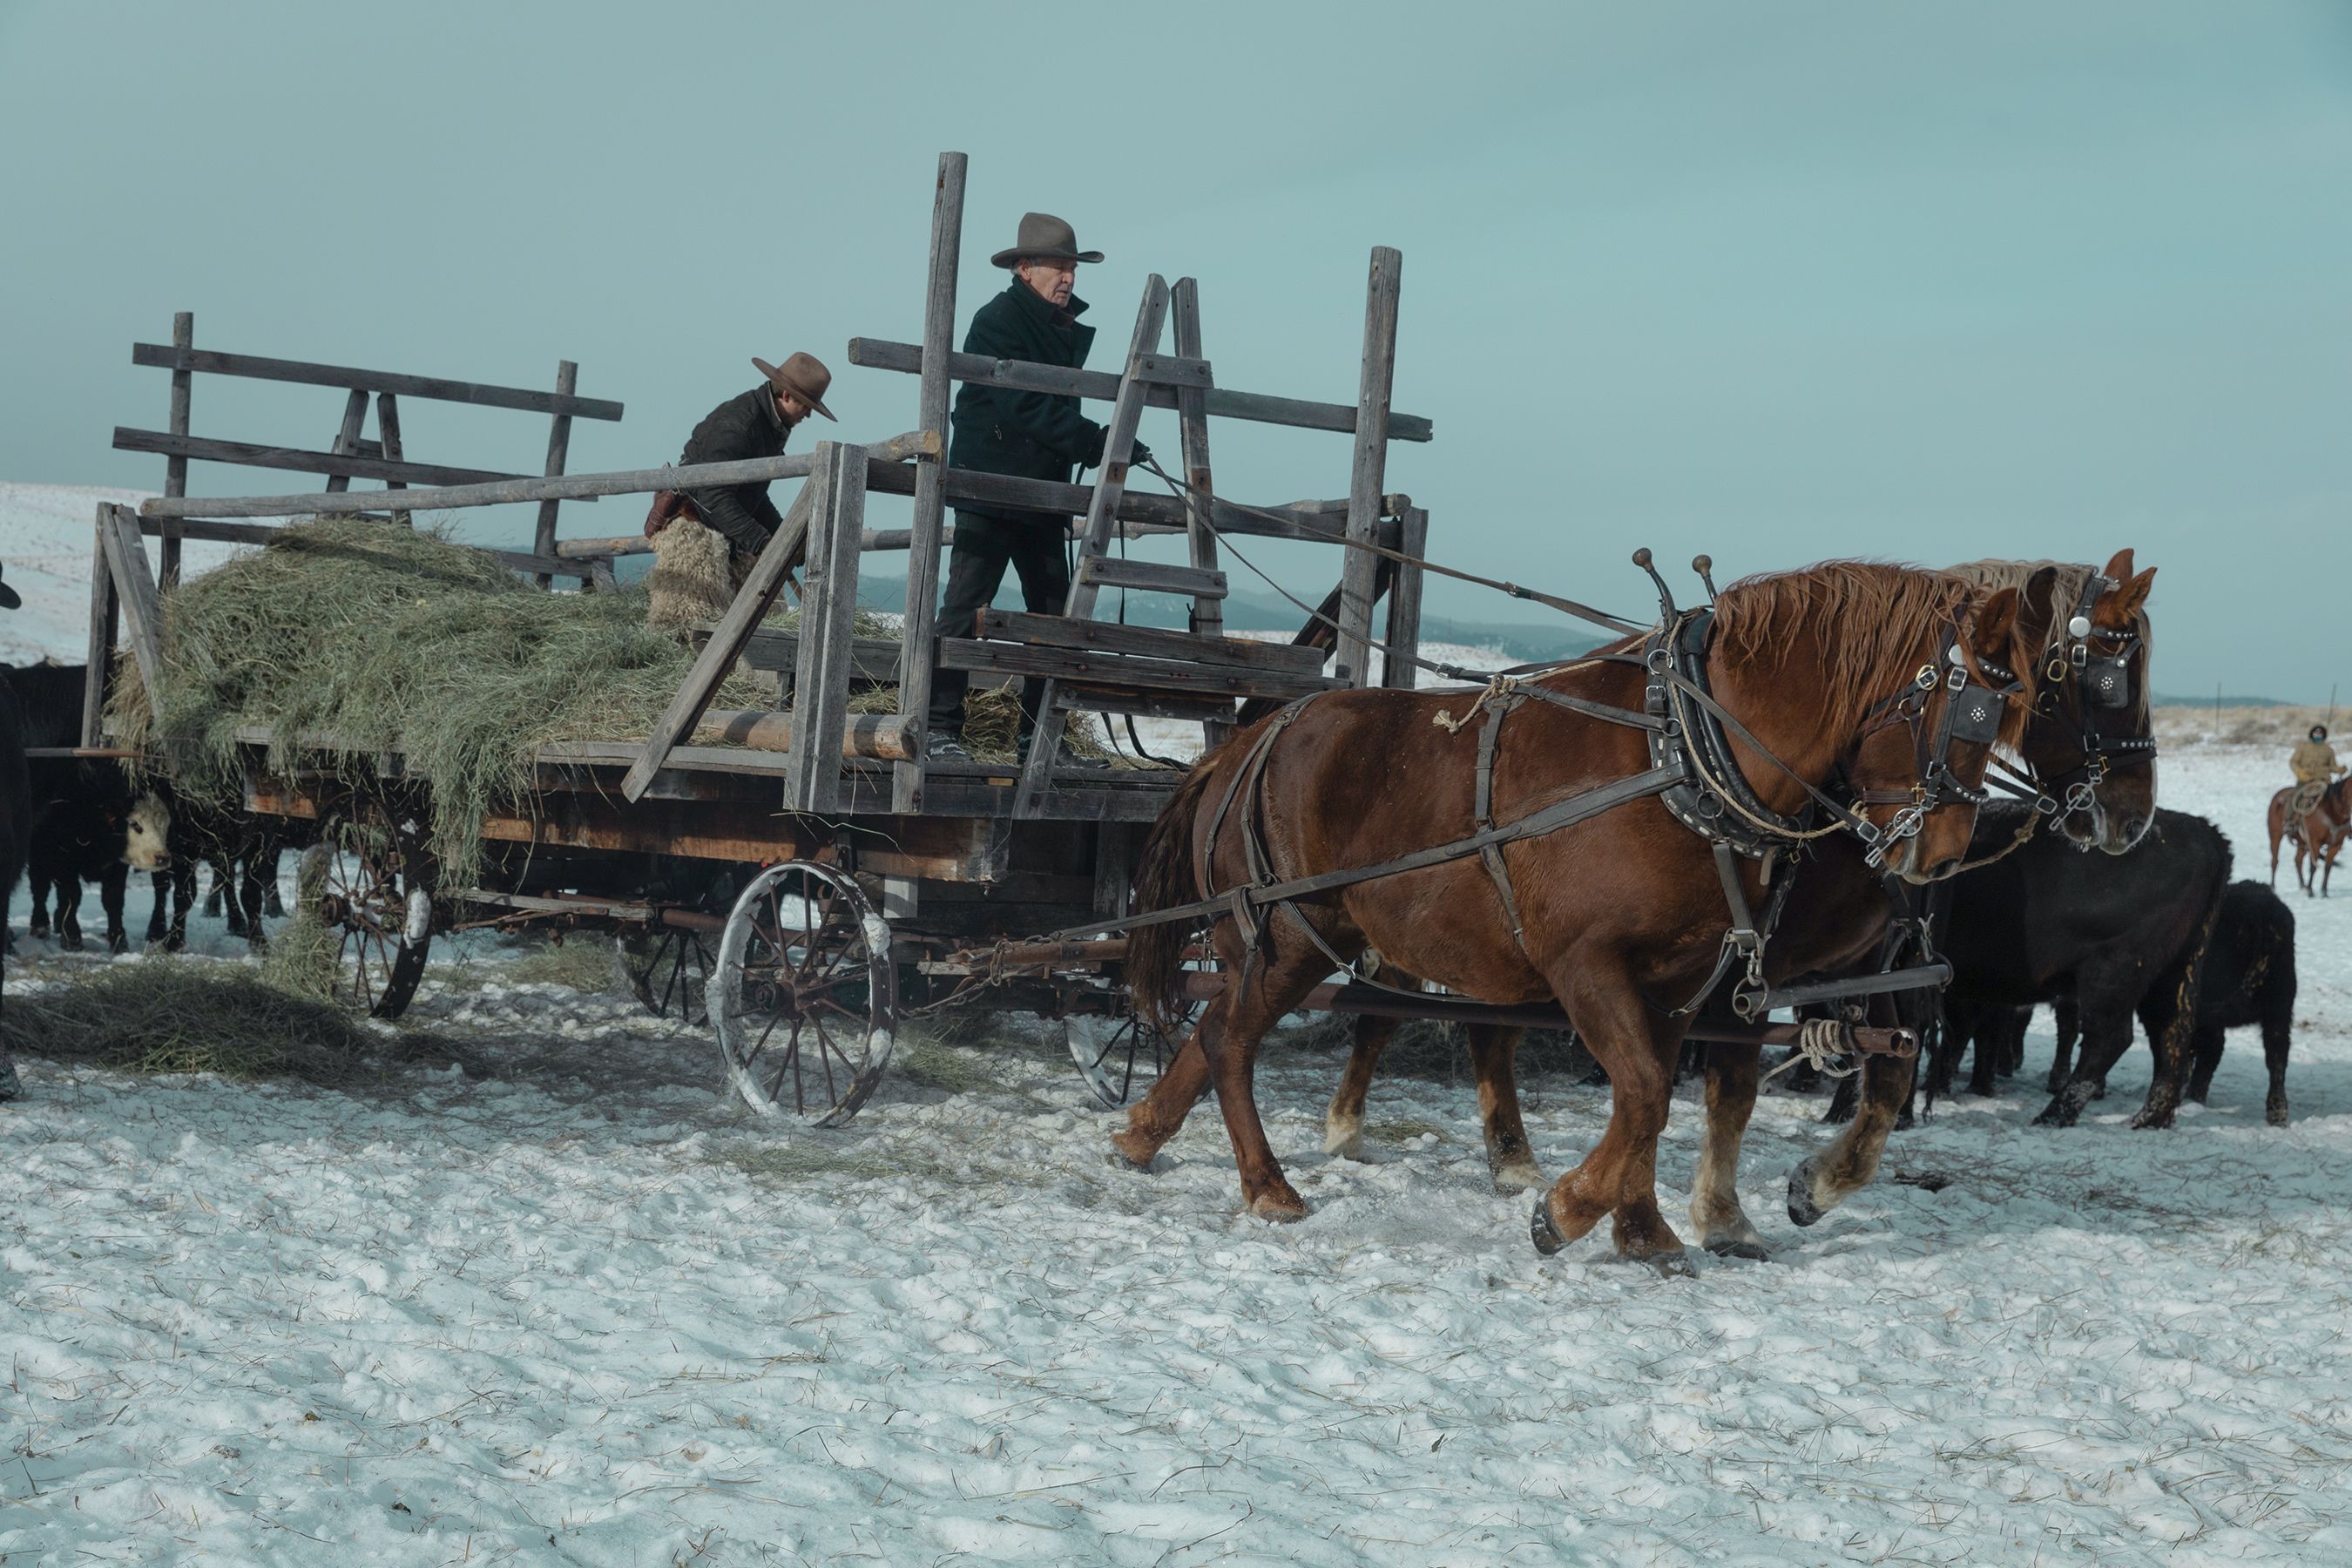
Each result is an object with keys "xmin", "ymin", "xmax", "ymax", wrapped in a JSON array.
[{"xmin": 0, "ymin": 740, "xmax": 2345, "ymax": 1563}]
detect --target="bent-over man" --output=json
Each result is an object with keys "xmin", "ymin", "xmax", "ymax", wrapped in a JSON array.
[
  {"xmin": 924, "ymin": 213, "xmax": 1145, "ymax": 764},
  {"xmin": 647, "ymin": 351, "xmax": 836, "ymax": 592}
]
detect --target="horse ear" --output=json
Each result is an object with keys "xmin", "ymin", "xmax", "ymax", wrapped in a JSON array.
[
  {"xmin": 1971, "ymin": 585, "xmax": 2022, "ymax": 653},
  {"xmin": 2101, "ymin": 547, "xmax": 2136, "ymax": 582},
  {"xmin": 2024, "ymin": 564, "xmax": 2060, "ymax": 643},
  {"xmin": 2113, "ymin": 566, "xmax": 2156, "ymax": 619}
]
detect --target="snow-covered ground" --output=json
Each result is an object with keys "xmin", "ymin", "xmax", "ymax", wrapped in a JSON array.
[{"xmin": 2, "ymin": 737, "xmax": 2344, "ymax": 1563}]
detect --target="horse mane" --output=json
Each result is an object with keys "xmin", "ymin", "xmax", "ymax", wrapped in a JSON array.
[
  {"xmin": 1945, "ymin": 558, "xmax": 2155, "ymax": 659},
  {"xmin": 1711, "ymin": 560, "xmax": 1988, "ymax": 745}
]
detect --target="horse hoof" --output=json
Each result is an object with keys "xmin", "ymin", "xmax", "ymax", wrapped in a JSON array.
[
  {"xmin": 2128, "ymin": 1108, "xmax": 2175, "ymax": 1132},
  {"xmin": 1530, "ymin": 1196, "xmax": 1565, "ymax": 1256},
  {"xmin": 1490, "ymin": 1160, "xmax": 1544, "ymax": 1196},
  {"xmin": 1786, "ymin": 1159, "xmax": 1824, "ymax": 1228},
  {"xmin": 1705, "ymin": 1236, "xmax": 1771, "ymax": 1261},
  {"xmin": 2031, "ymin": 1098, "xmax": 2078, "ymax": 1129},
  {"xmin": 1637, "ymin": 1250, "xmax": 1698, "ymax": 1279},
  {"xmin": 1105, "ymin": 1135, "xmax": 1159, "ymax": 1173},
  {"xmin": 1107, "ymin": 1130, "xmax": 1160, "ymax": 1171},
  {"xmin": 1247, "ymin": 1191, "xmax": 1308, "ymax": 1223},
  {"xmin": 2267, "ymin": 1105, "xmax": 2290, "ymax": 1128}
]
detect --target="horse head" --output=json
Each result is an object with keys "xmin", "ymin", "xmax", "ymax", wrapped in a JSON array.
[
  {"xmin": 2023, "ymin": 549, "xmax": 2158, "ymax": 854},
  {"xmin": 1848, "ymin": 575, "xmax": 2049, "ymax": 882}
]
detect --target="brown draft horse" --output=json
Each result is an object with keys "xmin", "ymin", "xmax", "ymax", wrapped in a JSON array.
[
  {"xmin": 1312, "ymin": 555, "xmax": 2156, "ymax": 1260},
  {"xmin": 1120, "ymin": 561, "xmax": 2051, "ymax": 1274},
  {"xmin": 2268, "ymin": 778, "xmax": 2349, "ymax": 897}
]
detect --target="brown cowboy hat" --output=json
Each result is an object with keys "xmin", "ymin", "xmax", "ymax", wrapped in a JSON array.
[
  {"xmin": 990, "ymin": 212, "xmax": 1104, "ymax": 270},
  {"xmin": 751, "ymin": 351, "xmax": 837, "ymax": 421}
]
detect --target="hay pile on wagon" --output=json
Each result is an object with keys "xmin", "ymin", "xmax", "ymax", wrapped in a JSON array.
[{"xmin": 110, "ymin": 519, "xmax": 1112, "ymax": 884}]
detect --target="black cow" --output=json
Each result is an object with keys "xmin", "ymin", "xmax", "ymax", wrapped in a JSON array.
[
  {"xmin": 7, "ymin": 663, "xmax": 173, "ymax": 954},
  {"xmin": 5, "ymin": 661, "xmax": 278, "ymax": 950},
  {"xmin": 1930, "ymin": 806, "xmax": 2232, "ymax": 1129},
  {"xmin": 144, "ymin": 779, "xmax": 279, "ymax": 950},
  {"xmin": 27, "ymin": 762, "xmax": 174, "ymax": 953},
  {"xmin": 2044, "ymin": 880, "xmax": 2298, "ymax": 1126}
]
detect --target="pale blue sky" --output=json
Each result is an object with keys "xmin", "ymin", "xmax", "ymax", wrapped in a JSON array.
[{"xmin": 3, "ymin": 1, "xmax": 2348, "ymax": 699}]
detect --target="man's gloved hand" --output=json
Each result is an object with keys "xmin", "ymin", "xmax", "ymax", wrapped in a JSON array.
[{"xmin": 1124, "ymin": 443, "xmax": 1154, "ymax": 472}]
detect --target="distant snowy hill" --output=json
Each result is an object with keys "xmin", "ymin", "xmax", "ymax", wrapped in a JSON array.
[{"xmin": 0, "ymin": 482, "xmax": 241, "ymax": 666}]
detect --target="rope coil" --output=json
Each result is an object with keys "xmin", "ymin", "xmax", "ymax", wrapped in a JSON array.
[{"xmin": 1762, "ymin": 1017, "xmax": 1863, "ymax": 1083}]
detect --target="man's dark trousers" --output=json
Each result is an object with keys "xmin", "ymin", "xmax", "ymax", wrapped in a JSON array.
[{"xmin": 926, "ymin": 510, "xmax": 1071, "ymax": 739}]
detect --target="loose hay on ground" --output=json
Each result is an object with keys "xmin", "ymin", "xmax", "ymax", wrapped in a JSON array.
[{"xmin": 0, "ymin": 962, "xmax": 449, "ymax": 1085}]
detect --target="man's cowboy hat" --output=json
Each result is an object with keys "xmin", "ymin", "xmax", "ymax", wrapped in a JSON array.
[
  {"xmin": 991, "ymin": 212, "xmax": 1103, "ymax": 270},
  {"xmin": 751, "ymin": 351, "xmax": 837, "ymax": 421},
  {"xmin": 0, "ymin": 562, "xmax": 20, "ymax": 612}
]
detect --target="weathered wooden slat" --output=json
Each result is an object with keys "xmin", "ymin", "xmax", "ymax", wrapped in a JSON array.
[
  {"xmin": 1170, "ymin": 277, "xmax": 1229, "ymax": 749},
  {"xmin": 1015, "ymin": 277, "xmax": 1172, "ymax": 819},
  {"xmin": 977, "ymin": 611, "xmax": 1324, "ymax": 674},
  {"xmin": 533, "ymin": 360, "xmax": 578, "ymax": 588},
  {"xmin": 1336, "ymin": 247, "xmax": 1402, "ymax": 687},
  {"xmin": 138, "ymin": 429, "xmax": 936, "ymax": 522},
  {"xmin": 98, "ymin": 506, "xmax": 168, "ymax": 726},
  {"xmin": 125, "ymin": 514, "xmax": 598, "ymax": 578},
  {"xmin": 894, "ymin": 150, "xmax": 969, "ymax": 815},
  {"xmin": 132, "ymin": 342, "xmax": 625, "ymax": 420},
  {"xmin": 114, "ymin": 428, "xmax": 525, "ymax": 490},
  {"xmin": 324, "ymin": 389, "xmax": 370, "ymax": 494},
  {"xmin": 726, "ymin": 626, "xmax": 902, "ymax": 681},
  {"xmin": 1074, "ymin": 555, "xmax": 1228, "ymax": 599},
  {"xmin": 941, "ymin": 639, "xmax": 1336, "ymax": 701},
  {"xmin": 375, "ymin": 392, "xmax": 413, "ymax": 526},
  {"xmin": 620, "ymin": 478, "xmax": 818, "ymax": 802},
  {"xmin": 782, "ymin": 442, "xmax": 867, "ymax": 814},
  {"xmin": 79, "ymin": 513, "xmax": 119, "ymax": 747},
  {"xmin": 160, "ymin": 312, "xmax": 193, "ymax": 587},
  {"xmin": 1382, "ymin": 505, "xmax": 1429, "ymax": 689},
  {"xmin": 846, "ymin": 337, "xmax": 1432, "ymax": 443},
  {"xmin": 1130, "ymin": 354, "xmax": 1212, "ymax": 388},
  {"xmin": 1056, "ymin": 685, "xmax": 1236, "ymax": 724}
]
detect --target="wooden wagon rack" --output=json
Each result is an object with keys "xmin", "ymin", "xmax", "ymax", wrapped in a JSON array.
[{"xmin": 75, "ymin": 150, "xmax": 1511, "ymax": 1120}]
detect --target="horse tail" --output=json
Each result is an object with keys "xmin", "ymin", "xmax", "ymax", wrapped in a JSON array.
[{"xmin": 1128, "ymin": 754, "xmax": 1223, "ymax": 1037}]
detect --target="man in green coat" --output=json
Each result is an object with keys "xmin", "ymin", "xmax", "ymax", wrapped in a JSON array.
[{"xmin": 925, "ymin": 213, "xmax": 1146, "ymax": 762}]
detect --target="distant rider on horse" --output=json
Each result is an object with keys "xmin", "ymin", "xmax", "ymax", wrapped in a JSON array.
[{"xmin": 2289, "ymin": 724, "xmax": 2344, "ymax": 818}]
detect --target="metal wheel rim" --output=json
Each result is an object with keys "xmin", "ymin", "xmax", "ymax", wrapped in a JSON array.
[{"xmin": 712, "ymin": 862, "xmax": 896, "ymax": 1126}]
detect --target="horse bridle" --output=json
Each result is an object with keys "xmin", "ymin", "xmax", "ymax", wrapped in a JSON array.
[
  {"xmin": 1983, "ymin": 570, "xmax": 2156, "ymax": 827},
  {"xmin": 1839, "ymin": 622, "xmax": 2022, "ymax": 867}
]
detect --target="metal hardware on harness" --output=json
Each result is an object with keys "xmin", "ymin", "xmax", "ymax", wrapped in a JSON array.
[{"xmin": 1753, "ymin": 962, "xmax": 1954, "ymax": 1016}]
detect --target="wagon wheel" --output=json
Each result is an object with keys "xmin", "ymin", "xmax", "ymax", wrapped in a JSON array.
[
  {"xmin": 303, "ymin": 800, "xmax": 436, "ymax": 1019},
  {"xmin": 1065, "ymin": 998, "xmax": 1195, "ymax": 1109},
  {"xmin": 712, "ymin": 861, "xmax": 896, "ymax": 1126},
  {"xmin": 616, "ymin": 921, "xmax": 715, "ymax": 1025},
  {"xmin": 614, "ymin": 872, "xmax": 728, "ymax": 1027}
]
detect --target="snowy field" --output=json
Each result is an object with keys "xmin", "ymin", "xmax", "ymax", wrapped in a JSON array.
[{"xmin": 3, "ymin": 733, "xmax": 2345, "ymax": 1565}]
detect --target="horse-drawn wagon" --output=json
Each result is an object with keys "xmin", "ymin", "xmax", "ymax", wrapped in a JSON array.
[{"xmin": 78, "ymin": 154, "xmax": 2161, "ymax": 1266}]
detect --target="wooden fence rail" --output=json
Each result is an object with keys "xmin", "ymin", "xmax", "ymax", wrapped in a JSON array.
[{"xmin": 130, "ymin": 342, "xmax": 625, "ymax": 421}]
